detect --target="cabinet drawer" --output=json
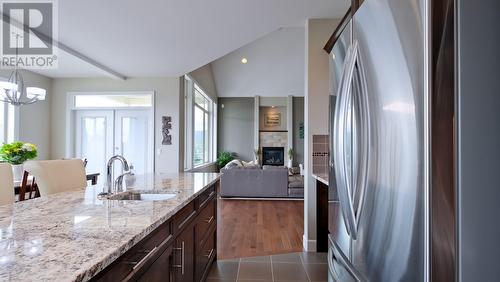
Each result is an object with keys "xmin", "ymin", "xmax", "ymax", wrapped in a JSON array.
[
  {"xmin": 198, "ymin": 185, "xmax": 216, "ymax": 210},
  {"xmin": 92, "ymin": 220, "xmax": 172, "ymax": 282},
  {"xmin": 136, "ymin": 244, "xmax": 173, "ymax": 282},
  {"xmin": 195, "ymin": 226, "xmax": 216, "ymax": 282},
  {"xmin": 195, "ymin": 196, "xmax": 216, "ymax": 243},
  {"xmin": 173, "ymin": 201, "xmax": 196, "ymax": 233}
]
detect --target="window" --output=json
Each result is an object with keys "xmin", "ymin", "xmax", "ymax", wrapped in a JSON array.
[
  {"xmin": 184, "ymin": 76, "xmax": 216, "ymax": 170},
  {"xmin": 73, "ymin": 94, "xmax": 152, "ymax": 108},
  {"xmin": 0, "ymin": 103, "xmax": 16, "ymax": 144}
]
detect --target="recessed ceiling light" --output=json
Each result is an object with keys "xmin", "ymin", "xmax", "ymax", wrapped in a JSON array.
[
  {"xmin": 331, "ymin": 53, "xmax": 336, "ymax": 60},
  {"xmin": 241, "ymin": 57, "xmax": 248, "ymax": 64}
]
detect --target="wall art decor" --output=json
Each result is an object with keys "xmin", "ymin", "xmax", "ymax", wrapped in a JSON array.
[
  {"xmin": 162, "ymin": 116, "xmax": 172, "ymax": 145},
  {"xmin": 264, "ymin": 112, "xmax": 281, "ymax": 127}
]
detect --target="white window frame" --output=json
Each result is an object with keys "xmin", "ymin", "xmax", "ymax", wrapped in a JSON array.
[{"xmin": 184, "ymin": 75, "xmax": 216, "ymax": 170}]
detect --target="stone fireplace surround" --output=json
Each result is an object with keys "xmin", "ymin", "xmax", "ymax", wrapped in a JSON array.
[{"xmin": 259, "ymin": 131, "xmax": 289, "ymax": 164}]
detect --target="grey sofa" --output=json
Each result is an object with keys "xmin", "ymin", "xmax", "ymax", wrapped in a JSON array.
[
  {"xmin": 288, "ymin": 175, "xmax": 304, "ymax": 197},
  {"xmin": 220, "ymin": 166, "xmax": 289, "ymax": 198}
]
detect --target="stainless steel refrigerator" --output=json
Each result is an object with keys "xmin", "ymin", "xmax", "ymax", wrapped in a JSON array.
[
  {"xmin": 327, "ymin": 0, "xmax": 500, "ymax": 281},
  {"xmin": 328, "ymin": 0, "xmax": 430, "ymax": 281}
]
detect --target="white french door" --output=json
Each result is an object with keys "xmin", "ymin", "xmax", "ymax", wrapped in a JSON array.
[
  {"xmin": 114, "ymin": 110, "xmax": 154, "ymax": 175},
  {"xmin": 75, "ymin": 109, "xmax": 153, "ymax": 185}
]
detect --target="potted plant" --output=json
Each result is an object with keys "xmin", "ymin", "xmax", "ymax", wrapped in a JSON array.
[
  {"xmin": 216, "ymin": 151, "xmax": 234, "ymax": 171},
  {"xmin": 253, "ymin": 148, "xmax": 261, "ymax": 165},
  {"xmin": 287, "ymin": 147, "xmax": 294, "ymax": 168},
  {"xmin": 0, "ymin": 141, "xmax": 37, "ymax": 181}
]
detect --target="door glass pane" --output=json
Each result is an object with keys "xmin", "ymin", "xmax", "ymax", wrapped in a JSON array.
[
  {"xmin": 80, "ymin": 117, "xmax": 106, "ymax": 185},
  {"xmin": 120, "ymin": 115, "xmax": 148, "ymax": 175},
  {"xmin": 194, "ymin": 106, "xmax": 204, "ymax": 166},
  {"xmin": 6, "ymin": 105, "xmax": 15, "ymax": 142},
  {"xmin": 0, "ymin": 104, "xmax": 5, "ymax": 143}
]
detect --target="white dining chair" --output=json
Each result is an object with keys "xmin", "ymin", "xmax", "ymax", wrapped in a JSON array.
[
  {"xmin": 0, "ymin": 163, "xmax": 15, "ymax": 205},
  {"xmin": 24, "ymin": 159, "xmax": 87, "ymax": 196}
]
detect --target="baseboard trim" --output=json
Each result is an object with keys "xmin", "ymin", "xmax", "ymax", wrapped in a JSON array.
[{"xmin": 303, "ymin": 235, "xmax": 317, "ymax": 252}]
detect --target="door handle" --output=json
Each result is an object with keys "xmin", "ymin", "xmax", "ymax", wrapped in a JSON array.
[
  {"xmin": 131, "ymin": 246, "xmax": 158, "ymax": 270},
  {"xmin": 204, "ymin": 248, "xmax": 214, "ymax": 258},
  {"xmin": 173, "ymin": 241, "xmax": 185, "ymax": 275}
]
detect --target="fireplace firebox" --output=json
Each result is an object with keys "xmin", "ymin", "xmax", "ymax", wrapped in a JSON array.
[{"xmin": 262, "ymin": 147, "xmax": 285, "ymax": 166}]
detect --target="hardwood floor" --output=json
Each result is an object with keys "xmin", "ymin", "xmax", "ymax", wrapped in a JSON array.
[{"xmin": 217, "ymin": 198, "xmax": 304, "ymax": 260}]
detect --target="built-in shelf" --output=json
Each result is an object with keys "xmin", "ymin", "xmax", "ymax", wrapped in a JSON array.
[{"xmin": 259, "ymin": 130, "xmax": 288, "ymax": 133}]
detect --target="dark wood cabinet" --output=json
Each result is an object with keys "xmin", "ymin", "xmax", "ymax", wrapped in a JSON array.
[
  {"xmin": 137, "ymin": 245, "xmax": 174, "ymax": 282},
  {"xmin": 173, "ymin": 223, "xmax": 195, "ymax": 282},
  {"xmin": 195, "ymin": 224, "xmax": 216, "ymax": 282},
  {"xmin": 91, "ymin": 180, "xmax": 218, "ymax": 282}
]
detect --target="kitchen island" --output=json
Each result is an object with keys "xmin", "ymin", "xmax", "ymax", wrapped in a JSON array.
[{"xmin": 0, "ymin": 173, "xmax": 220, "ymax": 282}]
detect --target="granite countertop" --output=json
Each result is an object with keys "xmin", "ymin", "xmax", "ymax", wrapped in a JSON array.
[
  {"xmin": 312, "ymin": 173, "xmax": 329, "ymax": 186},
  {"xmin": 0, "ymin": 173, "xmax": 220, "ymax": 282}
]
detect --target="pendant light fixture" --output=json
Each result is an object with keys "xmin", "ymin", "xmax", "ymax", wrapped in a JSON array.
[{"xmin": 0, "ymin": 33, "xmax": 47, "ymax": 106}]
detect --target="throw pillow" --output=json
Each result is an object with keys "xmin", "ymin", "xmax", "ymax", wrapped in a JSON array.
[
  {"xmin": 242, "ymin": 160, "xmax": 260, "ymax": 168},
  {"xmin": 224, "ymin": 159, "xmax": 244, "ymax": 169}
]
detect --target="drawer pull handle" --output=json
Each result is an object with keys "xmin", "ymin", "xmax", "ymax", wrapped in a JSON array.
[
  {"xmin": 204, "ymin": 248, "xmax": 214, "ymax": 258},
  {"xmin": 173, "ymin": 241, "xmax": 185, "ymax": 275},
  {"xmin": 205, "ymin": 216, "xmax": 214, "ymax": 224},
  {"xmin": 131, "ymin": 246, "xmax": 158, "ymax": 270}
]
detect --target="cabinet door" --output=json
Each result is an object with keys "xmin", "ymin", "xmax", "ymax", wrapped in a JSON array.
[
  {"xmin": 174, "ymin": 225, "xmax": 195, "ymax": 282},
  {"xmin": 195, "ymin": 227, "xmax": 216, "ymax": 282},
  {"xmin": 137, "ymin": 245, "xmax": 173, "ymax": 282}
]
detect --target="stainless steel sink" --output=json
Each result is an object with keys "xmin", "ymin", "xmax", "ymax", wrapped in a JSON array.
[{"xmin": 106, "ymin": 191, "xmax": 179, "ymax": 201}]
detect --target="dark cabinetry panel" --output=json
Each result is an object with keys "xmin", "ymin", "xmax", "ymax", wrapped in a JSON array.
[
  {"xmin": 137, "ymin": 245, "xmax": 174, "ymax": 282},
  {"xmin": 174, "ymin": 223, "xmax": 195, "ymax": 282},
  {"xmin": 91, "ymin": 180, "xmax": 219, "ymax": 282}
]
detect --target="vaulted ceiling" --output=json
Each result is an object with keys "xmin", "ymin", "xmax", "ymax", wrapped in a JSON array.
[{"xmin": 27, "ymin": 0, "xmax": 349, "ymax": 78}]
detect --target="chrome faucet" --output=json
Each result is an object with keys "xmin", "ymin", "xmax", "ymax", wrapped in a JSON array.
[{"xmin": 106, "ymin": 155, "xmax": 130, "ymax": 195}]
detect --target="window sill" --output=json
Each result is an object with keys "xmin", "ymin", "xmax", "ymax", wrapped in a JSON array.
[{"xmin": 185, "ymin": 162, "xmax": 217, "ymax": 172}]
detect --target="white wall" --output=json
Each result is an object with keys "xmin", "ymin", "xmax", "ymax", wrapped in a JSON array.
[
  {"xmin": 50, "ymin": 77, "xmax": 181, "ymax": 173},
  {"xmin": 188, "ymin": 63, "xmax": 218, "ymax": 101},
  {"xmin": 212, "ymin": 27, "xmax": 305, "ymax": 97},
  {"xmin": 0, "ymin": 70, "xmax": 52, "ymax": 160},
  {"xmin": 304, "ymin": 18, "xmax": 340, "ymax": 252}
]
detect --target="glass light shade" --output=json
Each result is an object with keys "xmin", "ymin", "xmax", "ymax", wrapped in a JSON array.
[
  {"xmin": 26, "ymin": 87, "xmax": 47, "ymax": 100},
  {"xmin": 0, "ymin": 81, "xmax": 18, "ymax": 92}
]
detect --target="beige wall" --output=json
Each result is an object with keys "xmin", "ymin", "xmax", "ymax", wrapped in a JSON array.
[
  {"xmin": 50, "ymin": 77, "xmax": 181, "ymax": 173},
  {"xmin": 188, "ymin": 63, "xmax": 218, "ymax": 101},
  {"xmin": 0, "ymin": 70, "xmax": 52, "ymax": 160},
  {"xmin": 304, "ymin": 18, "xmax": 340, "ymax": 251},
  {"xmin": 212, "ymin": 27, "xmax": 305, "ymax": 97}
]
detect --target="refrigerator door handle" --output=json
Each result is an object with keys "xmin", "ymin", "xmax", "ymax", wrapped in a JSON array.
[
  {"xmin": 334, "ymin": 41, "xmax": 360, "ymax": 239},
  {"xmin": 333, "ymin": 41, "xmax": 354, "ymax": 237},
  {"xmin": 353, "ymin": 41, "xmax": 370, "ymax": 227},
  {"xmin": 329, "ymin": 236, "xmax": 366, "ymax": 282}
]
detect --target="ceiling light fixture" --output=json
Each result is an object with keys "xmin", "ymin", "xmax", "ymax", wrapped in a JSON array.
[
  {"xmin": 0, "ymin": 33, "xmax": 46, "ymax": 106},
  {"xmin": 241, "ymin": 57, "xmax": 248, "ymax": 64}
]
